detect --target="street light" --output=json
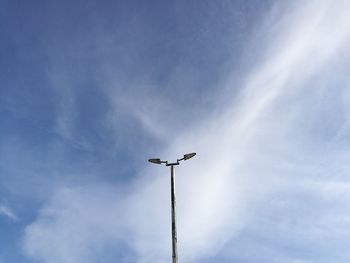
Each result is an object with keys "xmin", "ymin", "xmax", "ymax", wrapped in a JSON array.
[{"xmin": 148, "ymin": 152, "xmax": 196, "ymax": 263}]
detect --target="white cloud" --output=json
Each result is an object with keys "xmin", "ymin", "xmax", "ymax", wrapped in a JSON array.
[
  {"xmin": 22, "ymin": 0, "xmax": 350, "ymax": 262},
  {"xmin": 0, "ymin": 204, "xmax": 18, "ymax": 221}
]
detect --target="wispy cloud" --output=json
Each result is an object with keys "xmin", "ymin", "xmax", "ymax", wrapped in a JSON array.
[
  {"xmin": 0, "ymin": 204, "xmax": 18, "ymax": 221},
  {"xmin": 22, "ymin": 0, "xmax": 350, "ymax": 262}
]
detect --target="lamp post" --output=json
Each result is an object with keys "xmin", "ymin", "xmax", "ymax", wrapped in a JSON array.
[{"xmin": 148, "ymin": 152, "xmax": 196, "ymax": 263}]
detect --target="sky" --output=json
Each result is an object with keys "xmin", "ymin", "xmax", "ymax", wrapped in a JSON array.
[{"xmin": 1, "ymin": 0, "xmax": 350, "ymax": 262}]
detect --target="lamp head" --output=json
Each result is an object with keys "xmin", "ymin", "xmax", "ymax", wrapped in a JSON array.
[
  {"xmin": 183, "ymin": 152, "xmax": 196, "ymax": 160},
  {"xmin": 148, "ymin": 158, "xmax": 162, "ymax": 164}
]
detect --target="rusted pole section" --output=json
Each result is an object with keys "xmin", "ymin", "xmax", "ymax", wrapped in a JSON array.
[{"xmin": 170, "ymin": 165, "xmax": 178, "ymax": 263}]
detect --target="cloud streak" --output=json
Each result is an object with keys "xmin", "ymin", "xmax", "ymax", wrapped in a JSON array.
[
  {"xmin": 22, "ymin": 0, "xmax": 350, "ymax": 262},
  {"xmin": 0, "ymin": 204, "xmax": 18, "ymax": 221}
]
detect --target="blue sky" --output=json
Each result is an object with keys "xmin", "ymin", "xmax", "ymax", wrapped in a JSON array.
[{"xmin": 1, "ymin": 0, "xmax": 350, "ymax": 262}]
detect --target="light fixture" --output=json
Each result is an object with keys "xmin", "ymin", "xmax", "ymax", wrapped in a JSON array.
[
  {"xmin": 183, "ymin": 152, "xmax": 196, "ymax": 160},
  {"xmin": 148, "ymin": 158, "xmax": 162, "ymax": 164}
]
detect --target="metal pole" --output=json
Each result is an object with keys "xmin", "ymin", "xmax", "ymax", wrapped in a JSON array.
[
  {"xmin": 149, "ymin": 153, "xmax": 196, "ymax": 262},
  {"xmin": 170, "ymin": 165, "xmax": 178, "ymax": 263}
]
